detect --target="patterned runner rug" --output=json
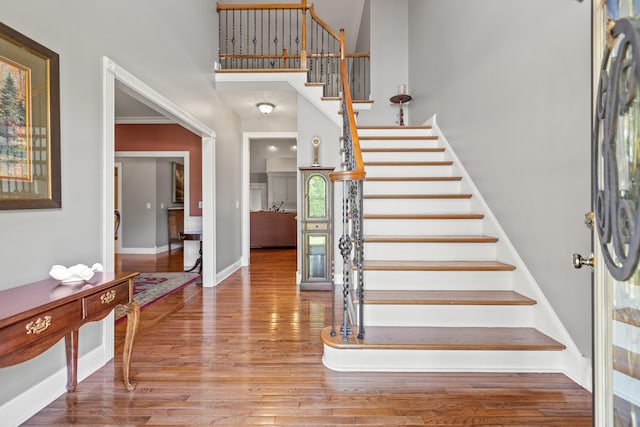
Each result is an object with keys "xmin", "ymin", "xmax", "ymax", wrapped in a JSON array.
[{"xmin": 115, "ymin": 272, "xmax": 200, "ymax": 321}]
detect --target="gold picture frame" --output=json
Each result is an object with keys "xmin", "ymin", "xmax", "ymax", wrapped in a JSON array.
[
  {"xmin": 172, "ymin": 162, "xmax": 184, "ymax": 204},
  {"xmin": 0, "ymin": 21, "xmax": 60, "ymax": 209}
]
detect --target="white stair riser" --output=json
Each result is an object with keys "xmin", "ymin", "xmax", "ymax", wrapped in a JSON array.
[
  {"xmin": 365, "ymin": 165, "xmax": 453, "ymax": 178},
  {"xmin": 359, "ymin": 139, "xmax": 441, "ymax": 149},
  {"xmin": 361, "ymin": 305, "xmax": 533, "ymax": 327},
  {"xmin": 364, "ymin": 242, "xmax": 497, "ymax": 261},
  {"xmin": 322, "ymin": 346, "xmax": 564, "ymax": 372},
  {"xmin": 358, "ymin": 129, "xmax": 436, "ymax": 138},
  {"xmin": 364, "ymin": 219, "xmax": 483, "ymax": 236},
  {"xmin": 361, "ymin": 270, "xmax": 513, "ymax": 291},
  {"xmin": 364, "ymin": 180, "xmax": 461, "ymax": 194},
  {"xmin": 362, "ymin": 151, "xmax": 447, "ymax": 162},
  {"xmin": 364, "ymin": 198, "xmax": 471, "ymax": 214}
]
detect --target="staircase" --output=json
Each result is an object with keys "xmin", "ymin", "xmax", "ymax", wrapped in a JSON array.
[{"xmin": 321, "ymin": 124, "xmax": 571, "ymax": 373}]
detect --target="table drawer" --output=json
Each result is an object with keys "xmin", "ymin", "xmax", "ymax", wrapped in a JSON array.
[
  {"xmin": 84, "ymin": 281, "xmax": 129, "ymax": 317},
  {"xmin": 0, "ymin": 300, "xmax": 83, "ymax": 355}
]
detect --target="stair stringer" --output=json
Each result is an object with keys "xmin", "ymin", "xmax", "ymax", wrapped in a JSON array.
[{"xmin": 426, "ymin": 114, "xmax": 591, "ymax": 390}]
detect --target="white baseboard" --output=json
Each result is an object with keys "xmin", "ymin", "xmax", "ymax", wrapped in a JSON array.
[
  {"xmin": 118, "ymin": 244, "xmax": 173, "ymax": 255},
  {"xmin": 216, "ymin": 259, "xmax": 242, "ymax": 286},
  {"xmin": 0, "ymin": 345, "xmax": 108, "ymax": 427}
]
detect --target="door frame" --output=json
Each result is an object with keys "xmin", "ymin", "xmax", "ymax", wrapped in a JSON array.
[{"xmin": 241, "ymin": 131, "xmax": 298, "ymax": 266}]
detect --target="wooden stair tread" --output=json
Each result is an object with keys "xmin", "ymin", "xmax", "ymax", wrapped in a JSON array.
[
  {"xmin": 362, "ymin": 260, "xmax": 516, "ymax": 271},
  {"xmin": 614, "ymin": 345, "xmax": 640, "ymax": 381},
  {"xmin": 366, "ymin": 176, "xmax": 462, "ymax": 182},
  {"xmin": 322, "ymin": 97, "xmax": 373, "ymax": 104},
  {"xmin": 364, "ymin": 161, "xmax": 452, "ymax": 166},
  {"xmin": 364, "ymin": 213, "xmax": 484, "ymax": 220},
  {"xmin": 364, "ymin": 235, "xmax": 498, "ymax": 243},
  {"xmin": 321, "ymin": 326, "xmax": 565, "ymax": 351},
  {"xmin": 359, "ymin": 136, "xmax": 438, "ymax": 140},
  {"xmin": 358, "ymin": 125, "xmax": 432, "ymax": 130},
  {"xmin": 361, "ymin": 148, "xmax": 445, "ymax": 153},
  {"xmin": 363, "ymin": 290, "xmax": 536, "ymax": 306},
  {"xmin": 364, "ymin": 194, "xmax": 472, "ymax": 199}
]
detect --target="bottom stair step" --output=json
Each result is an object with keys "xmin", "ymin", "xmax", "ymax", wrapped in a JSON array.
[{"xmin": 321, "ymin": 326, "xmax": 565, "ymax": 351}]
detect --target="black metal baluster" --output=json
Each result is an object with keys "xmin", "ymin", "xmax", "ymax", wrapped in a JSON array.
[
  {"xmin": 231, "ymin": 10, "xmax": 236, "ymax": 69},
  {"xmin": 252, "ymin": 9, "xmax": 257, "ymax": 69}
]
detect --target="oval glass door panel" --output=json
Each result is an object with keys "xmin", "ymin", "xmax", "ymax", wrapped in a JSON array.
[{"xmin": 308, "ymin": 175, "xmax": 327, "ymax": 218}]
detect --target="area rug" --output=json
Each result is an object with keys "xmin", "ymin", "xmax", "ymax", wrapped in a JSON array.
[{"xmin": 115, "ymin": 272, "xmax": 200, "ymax": 321}]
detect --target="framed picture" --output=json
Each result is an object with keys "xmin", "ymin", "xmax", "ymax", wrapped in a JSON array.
[
  {"xmin": 0, "ymin": 22, "xmax": 60, "ymax": 210},
  {"xmin": 172, "ymin": 162, "xmax": 184, "ymax": 204}
]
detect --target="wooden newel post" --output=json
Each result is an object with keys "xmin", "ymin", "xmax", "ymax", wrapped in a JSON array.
[{"xmin": 301, "ymin": 0, "xmax": 307, "ymax": 69}]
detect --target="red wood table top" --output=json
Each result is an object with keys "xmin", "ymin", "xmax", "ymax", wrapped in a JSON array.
[{"xmin": 0, "ymin": 272, "xmax": 137, "ymax": 327}]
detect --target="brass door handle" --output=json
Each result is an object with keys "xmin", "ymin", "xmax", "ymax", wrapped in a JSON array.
[{"xmin": 572, "ymin": 253, "xmax": 594, "ymax": 269}]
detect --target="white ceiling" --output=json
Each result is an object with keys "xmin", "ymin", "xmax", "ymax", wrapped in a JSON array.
[{"xmin": 115, "ymin": 1, "xmax": 365, "ymax": 126}]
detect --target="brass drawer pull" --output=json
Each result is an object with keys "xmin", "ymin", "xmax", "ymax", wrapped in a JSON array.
[
  {"xmin": 26, "ymin": 316, "xmax": 52, "ymax": 335},
  {"xmin": 100, "ymin": 290, "xmax": 117, "ymax": 304}
]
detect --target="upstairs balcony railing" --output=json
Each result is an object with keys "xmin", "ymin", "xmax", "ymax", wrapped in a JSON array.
[{"xmin": 216, "ymin": 1, "xmax": 370, "ymax": 101}]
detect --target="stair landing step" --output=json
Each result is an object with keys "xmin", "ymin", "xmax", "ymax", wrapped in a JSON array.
[
  {"xmin": 364, "ymin": 214, "xmax": 484, "ymax": 220},
  {"xmin": 363, "ymin": 290, "xmax": 536, "ymax": 306},
  {"xmin": 362, "ymin": 260, "xmax": 516, "ymax": 271},
  {"xmin": 364, "ymin": 235, "xmax": 497, "ymax": 243},
  {"xmin": 364, "ymin": 194, "xmax": 472, "ymax": 199},
  {"xmin": 366, "ymin": 176, "xmax": 462, "ymax": 182},
  {"xmin": 321, "ymin": 326, "xmax": 565, "ymax": 351}
]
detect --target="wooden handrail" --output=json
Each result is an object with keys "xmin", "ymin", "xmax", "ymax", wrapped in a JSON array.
[
  {"xmin": 308, "ymin": 4, "xmax": 340, "ymax": 40},
  {"xmin": 220, "ymin": 52, "xmax": 369, "ymax": 60},
  {"xmin": 330, "ymin": 29, "xmax": 365, "ymax": 183},
  {"xmin": 216, "ymin": 3, "xmax": 305, "ymax": 11}
]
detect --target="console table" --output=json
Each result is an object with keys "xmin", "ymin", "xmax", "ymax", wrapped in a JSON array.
[{"xmin": 0, "ymin": 272, "xmax": 140, "ymax": 392}]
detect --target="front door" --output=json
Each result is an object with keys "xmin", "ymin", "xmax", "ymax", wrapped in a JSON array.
[{"xmin": 591, "ymin": 1, "xmax": 640, "ymax": 425}]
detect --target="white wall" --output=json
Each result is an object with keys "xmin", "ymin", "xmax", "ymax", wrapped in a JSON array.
[
  {"xmin": 407, "ymin": 0, "xmax": 592, "ymax": 357},
  {"xmin": 357, "ymin": 0, "xmax": 409, "ymax": 125},
  {"xmin": 0, "ymin": 0, "xmax": 242, "ymax": 419}
]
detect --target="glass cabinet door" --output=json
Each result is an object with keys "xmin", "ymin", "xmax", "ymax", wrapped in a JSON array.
[
  {"xmin": 306, "ymin": 234, "xmax": 328, "ymax": 280},
  {"xmin": 307, "ymin": 174, "xmax": 327, "ymax": 219}
]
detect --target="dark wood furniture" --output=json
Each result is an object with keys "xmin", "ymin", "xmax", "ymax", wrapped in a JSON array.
[
  {"xmin": 180, "ymin": 232, "xmax": 202, "ymax": 274},
  {"xmin": 250, "ymin": 211, "xmax": 297, "ymax": 248},
  {"xmin": 168, "ymin": 207, "xmax": 184, "ymax": 251},
  {"xmin": 0, "ymin": 272, "xmax": 140, "ymax": 392},
  {"xmin": 390, "ymin": 94, "xmax": 412, "ymax": 126}
]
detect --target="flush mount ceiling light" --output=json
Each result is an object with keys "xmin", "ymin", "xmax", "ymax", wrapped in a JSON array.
[{"xmin": 257, "ymin": 102, "xmax": 275, "ymax": 114}]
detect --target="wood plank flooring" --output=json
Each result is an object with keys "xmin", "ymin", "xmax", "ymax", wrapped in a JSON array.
[{"xmin": 23, "ymin": 248, "xmax": 592, "ymax": 426}]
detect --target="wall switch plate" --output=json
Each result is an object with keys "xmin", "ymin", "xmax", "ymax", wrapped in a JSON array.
[
  {"xmin": 146, "ymin": 202, "xmax": 151, "ymax": 209},
  {"xmin": 198, "ymin": 201, "xmax": 202, "ymax": 208}
]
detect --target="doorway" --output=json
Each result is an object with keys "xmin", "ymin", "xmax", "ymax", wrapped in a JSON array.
[{"xmin": 101, "ymin": 56, "xmax": 216, "ymax": 287}]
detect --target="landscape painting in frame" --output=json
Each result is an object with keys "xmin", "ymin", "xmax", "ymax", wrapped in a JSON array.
[
  {"xmin": 0, "ymin": 55, "xmax": 31, "ymax": 182},
  {"xmin": 0, "ymin": 21, "xmax": 60, "ymax": 209}
]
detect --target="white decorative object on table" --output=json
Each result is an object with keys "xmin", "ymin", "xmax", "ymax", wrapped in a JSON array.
[{"xmin": 49, "ymin": 263, "xmax": 103, "ymax": 284}]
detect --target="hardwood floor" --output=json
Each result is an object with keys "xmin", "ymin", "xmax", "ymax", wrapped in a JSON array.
[
  {"xmin": 114, "ymin": 248, "xmax": 185, "ymax": 273},
  {"xmin": 24, "ymin": 248, "xmax": 592, "ymax": 426}
]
